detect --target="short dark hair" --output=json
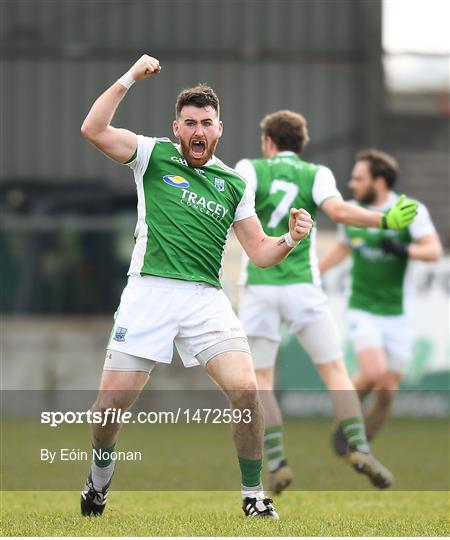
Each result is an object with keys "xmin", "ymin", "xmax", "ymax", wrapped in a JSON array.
[
  {"xmin": 175, "ymin": 84, "xmax": 220, "ymax": 118},
  {"xmin": 260, "ymin": 110, "xmax": 309, "ymax": 154},
  {"xmin": 356, "ymin": 148, "xmax": 399, "ymax": 188}
]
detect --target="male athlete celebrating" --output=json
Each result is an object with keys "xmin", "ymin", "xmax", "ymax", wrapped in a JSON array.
[
  {"xmin": 235, "ymin": 111, "xmax": 417, "ymax": 493},
  {"xmin": 79, "ymin": 56, "xmax": 313, "ymax": 519},
  {"xmin": 319, "ymin": 148, "xmax": 442, "ymax": 453}
]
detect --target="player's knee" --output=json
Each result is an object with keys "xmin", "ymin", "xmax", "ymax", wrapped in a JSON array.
[
  {"xmin": 255, "ymin": 368, "xmax": 274, "ymax": 390},
  {"xmin": 225, "ymin": 378, "xmax": 259, "ymax": 407},
  {"xmin": 374, "ymin": 388, "xmax": 396, "ymax": 409},
  {"xmin": 93, "ymin": 391, "xmax": 130, "ymax": 413},
  {"xmin": 362, "ymin": 367, "xmax": 386, "ymax": 387},
  {"xmin": 374, "ymin": 372, "xmax": 400, "ymax": 406}
]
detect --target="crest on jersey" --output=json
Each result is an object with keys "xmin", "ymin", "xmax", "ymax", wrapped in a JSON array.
[
  {"xmin": 214, "ymin": 177, "xmax": 225, "ymax": 191},
  {"xmin": 113, "ymin": 327, "xmax": 128, "ymax": 342},
  {"xmin": 163, "ymin": 175, "xmax": 190, "ymax": 188}
]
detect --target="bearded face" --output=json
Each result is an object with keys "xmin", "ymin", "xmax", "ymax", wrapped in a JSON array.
[
  {"xmin": 348, "ymin": 160, "xmax": 378, "ymax": 205},
  {"xmin": 173, "ymin": 106, "xmax": 223, "ymax": 168}
]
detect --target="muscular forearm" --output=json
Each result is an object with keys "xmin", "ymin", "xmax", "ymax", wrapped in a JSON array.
[
  {"xmin": 408, "ymin": 242, "xmax": 443, "ymax": 261},
  {"xmin": 235, "ymin": 210, "xmax": 313, "ymax": 267},
  {"xmin": 330, "ymin": 202, "xmax": 382, "ymax": 228},
  {"xmin": 81, "ymin": 83, "xmax": 128, "ymax": 138},
  {"xmin": 323, "ymin": 196, "xmax": 418, "ymax": 231},
  {"xmin": 250, "ymin": 235, "xmax": 296, "ymax": 268},
  {"xmin": 81, "ymin": 55, "xmax": 160, "ymax": 163}
]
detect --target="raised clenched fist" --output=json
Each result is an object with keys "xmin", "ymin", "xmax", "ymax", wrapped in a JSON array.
[
  {"xmin": 129, "ymin": 54, "xmax": 161, "ymax": 81},
  {"xmin": 289, "ymin": 208, "xmax": 313, "ymax": 242}
]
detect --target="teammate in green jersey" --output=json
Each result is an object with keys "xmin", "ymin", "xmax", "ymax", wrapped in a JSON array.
[
  {"xmin": 79, "ymin": 55, "xmax": 315, "ymax": 520},
  {"xmin": 236, "ymin": 111, "xmax": 417, "ymax": 494},
  {"xmin": 319, "ymin": 148, "xmax": 442, "ymax": 454}
]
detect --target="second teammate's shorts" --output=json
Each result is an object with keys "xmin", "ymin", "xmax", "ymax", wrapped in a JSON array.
[
  {"xmin": 239, "ymin": 283, "xmax": 342, "ymax": 367},
  {"xmin": 347, "ymin": 309, "xmax": 413, "ymax": 374},
  {"xmin": 106, "ymin": 274, "xmax": 249, "ymax": 370}
]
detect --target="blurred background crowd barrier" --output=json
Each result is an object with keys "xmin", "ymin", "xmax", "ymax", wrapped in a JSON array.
[{"xmin": 1, "ymin": 1, "xmax": 449, "ymax": 405}]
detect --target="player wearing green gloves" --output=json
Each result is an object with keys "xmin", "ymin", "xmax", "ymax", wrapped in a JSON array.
[
  {"xmin": 319, "ymin": 148, "xmax": 442, "ymax": 454},
  {"xmin": 235, "ymin": 111, "xmax": 418, "ymax": 493}
]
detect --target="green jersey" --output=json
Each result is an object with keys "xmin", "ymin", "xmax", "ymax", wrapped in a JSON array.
[
  {"xmin": 235, "ymin": 152, "xmax": 341, "ymax": 285},
  {"xmin": 127, "ymin": 136, "xmax": 255, "ymax": 288},
  {"xmin": 340, "ymin": 193, "xmax": 435, "ymax": 316}
]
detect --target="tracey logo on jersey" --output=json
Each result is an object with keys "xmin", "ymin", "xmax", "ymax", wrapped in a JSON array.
[{"xmin": 180, "ymin": 188, "xmax": 229, "ymax": 221}]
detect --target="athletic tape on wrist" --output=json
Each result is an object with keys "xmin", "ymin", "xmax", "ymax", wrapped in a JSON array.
[
  {"xmin": 284, "ymin": 232, "xmax": 300, "ymax": 248},
  {"xmin": 118, "ymin": 71, "xmax": 136, "ymax": 89}
]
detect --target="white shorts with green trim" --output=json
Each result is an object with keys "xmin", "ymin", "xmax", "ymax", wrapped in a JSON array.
[
  {"xmin": 238, "ymin": 283, "xmax": 342, "ymax": 368},
  {"xmin": 105, "ymin": 274, "xmax": 249, "ymax": 369},
  {"xmin": 347, "ymin": 309, "xmax": 413, "ymax": 375}
]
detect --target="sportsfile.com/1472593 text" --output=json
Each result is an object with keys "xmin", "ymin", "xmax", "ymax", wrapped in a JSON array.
[{"xmin": 40, "ymin": 408, "xmax": 252, "ymax": 427}]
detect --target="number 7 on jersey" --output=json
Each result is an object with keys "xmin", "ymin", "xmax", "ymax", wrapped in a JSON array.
[{"xmin": 267, "ymin": 180, "xmax": 299, "ymax": 228}]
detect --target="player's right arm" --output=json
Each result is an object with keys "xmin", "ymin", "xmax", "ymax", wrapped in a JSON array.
[
  {"xmin": 312, "ymin": 167, "xmax": 417, "ymax": 230},
  {"xmin": 321, "ymin": 195, "xmax": 417, "ymax": 230},
  {"xmin": 234, "ymin": 209, "xmax": 314, "ymax": 268},
  {"xmin": 318, "ymin": 241, "xmax": 351, "ymax": 273},
  {"xmin": 81, "ymin": 55, "xmax": 161, "ymax": 163}
]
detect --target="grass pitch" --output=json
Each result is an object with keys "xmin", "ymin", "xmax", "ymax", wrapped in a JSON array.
[
  {"xmin": 1, "ymin": 418, "xmax": 449, "ymax": 536},
  {"xmin": 1, "ymin": 490, "xmax": 448, "ymax": 536}
]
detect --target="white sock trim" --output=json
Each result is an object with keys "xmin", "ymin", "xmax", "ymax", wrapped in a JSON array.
[
  {"xmin": 91, "ymin": 461, "xmax": 115, "ymax": 491},
  {"xmin": 241, "ymin": 484, "xmax": 265, "ymax": 500}
]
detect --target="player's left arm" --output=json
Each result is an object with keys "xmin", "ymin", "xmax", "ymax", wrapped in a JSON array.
[
  {"xmin": 319, "ymin": 241, "xmax": 351, "ymax": 273},
  {"xmin": 407, "ymin": 234, "xmax": 443, "ymax": 261},
  {"xmin": 233, "ymin": 209, "xmax": 313, "ymax": 268}
]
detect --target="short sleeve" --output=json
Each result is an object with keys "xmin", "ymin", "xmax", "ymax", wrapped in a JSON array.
[
  {"xmin": 408, "ymin": 203, "xmax": 436, "ymax": 241},
  {"xmin": 312, "ymin": 166, "xmax": 342, "ymax": 206},
  {"xmin": 234, "ymin": 183, "xmax": 256, "ymax": 222},
  {"xmin": 124, "ymin": 135, "xmax": 157, "ymax": 178},
  {"xmin": 234, "ymin": 159, "xmax": 258, "ymax": 192}
]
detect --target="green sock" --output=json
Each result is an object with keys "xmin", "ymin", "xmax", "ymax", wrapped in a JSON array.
[
  {"xmin": 238, "ymin": 456, "xmax": 262, "ymax": 488},
  {"xmin": 264, "ymin": 425, "xmax": 286, "ymax": 472},
  {"xmin": 340, "ymin": 417, "xmax": 369, "ymax": 452},
  {"xmin": 93, "ymin": 443, "xmax": 116, "ymax": 467}
]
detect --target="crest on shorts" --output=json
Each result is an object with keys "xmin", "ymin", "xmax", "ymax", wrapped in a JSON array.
[
  {"xmin": 113, "ymin": 326, "xmax": 127, "ymax": 342},
  {"xmin": 214, "ymin": 177, "xmax": 225, "ymax": 191}
]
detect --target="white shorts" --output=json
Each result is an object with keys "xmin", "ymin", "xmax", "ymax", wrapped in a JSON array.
[
  {"xmin": 347, "ymin": 309, "xmax": 413, "ymax": 375},
  {"xmin": 239, "ymin": 284, "xmax": 342, "ymax": 367},
  {"xmin": 106, "ymin": 275, "xmax": 249, "ymax": 368}
]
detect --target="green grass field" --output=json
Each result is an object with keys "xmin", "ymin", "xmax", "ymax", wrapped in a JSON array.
[
  {"xmin": 1, "ymin": 490, "xmax": 449, "ymax": 536},
  {"xmin": 1, "ymin": 418, "xmax": 449, "ymax": 535}
]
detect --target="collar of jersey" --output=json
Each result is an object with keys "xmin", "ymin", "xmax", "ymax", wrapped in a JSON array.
[
  {"xmin": 276, "ymin": 151, "xmax": 297, "ymax": 157},
  {"xmin": 366, "ymin": 191, "xmax": 398, "ymax": 212}
]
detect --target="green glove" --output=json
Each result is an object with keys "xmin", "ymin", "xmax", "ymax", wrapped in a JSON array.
[{"xmin": 381, "ymin": 194, "xmax": 418, "ymax": 230}]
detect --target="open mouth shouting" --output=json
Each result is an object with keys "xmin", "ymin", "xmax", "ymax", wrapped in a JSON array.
[{"xmin": 190, "ymin": 138, "xmax": 207, "ymax": 160}]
